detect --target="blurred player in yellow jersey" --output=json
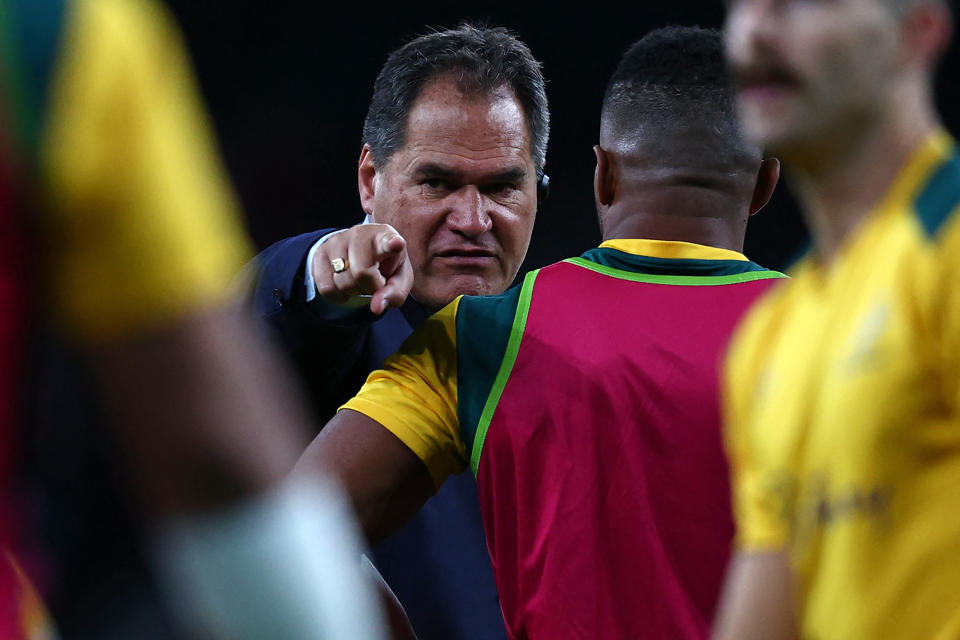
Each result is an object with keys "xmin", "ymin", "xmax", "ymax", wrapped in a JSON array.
[
  {"xmin": 713, "ymin": 0, "xmax": 958, "ymax": 639},
  {"xmin": 0, "ymin": 0, "xmax": 387, "ymax": 637}
]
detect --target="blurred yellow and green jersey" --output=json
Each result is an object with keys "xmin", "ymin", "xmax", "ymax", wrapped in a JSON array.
[
  {"xmin": 724, "ymin": 130, "xmax": 960, "ymax": 639},
  {"xmin": 1, "ymin": 0, "xmax": 252, "ymax": 635},
  {"xmin": 1, "ymin": 0, "xmax": 251, "ymax": 343}
]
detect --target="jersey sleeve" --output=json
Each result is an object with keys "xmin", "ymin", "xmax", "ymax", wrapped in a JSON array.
[
  {"xmin": 341, "ymin": 297, "xmax": 467, "ymax": 489},
  {"xmin": 722, "ymin": 300, "xmax": 792, "ymax": 552},
  {"xmin": 936, "ymin": 207, "xmax": 960, "ymax": 412},
  {"xmin": 39, "ymin": 0, "xmax": 252, "ymax": 342}
]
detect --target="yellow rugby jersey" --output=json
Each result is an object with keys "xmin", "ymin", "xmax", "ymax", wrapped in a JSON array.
[
  {"xmin": 1, "ymin": 0, "xmax": 252, "ymax": 342},
  {"xmin": 724, "ymin": 130, "xmax": 960, "ymax": 639},
  {"xmin": 343, "ymin": 296, "xmax": 465, "ymax": 488}
]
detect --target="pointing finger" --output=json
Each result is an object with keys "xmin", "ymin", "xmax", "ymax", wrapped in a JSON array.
[
  {"xmin": 371, "ymin": 255, "xmax": 414, "ymax": 315},
  {"xmin": 375, "ymin": 230, "xmax": 405, "ymax": 260}
]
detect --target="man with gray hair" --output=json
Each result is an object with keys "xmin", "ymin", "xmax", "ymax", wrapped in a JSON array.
[{"xmin": 251, "ymin": 23, "xmax": 549, "ymax": 640}]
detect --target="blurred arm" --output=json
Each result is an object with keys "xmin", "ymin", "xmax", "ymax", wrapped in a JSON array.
[
  {"xmin": 89, "ymin": 303, "xmax": 308, "ymax": 515},
  {"xmin": 90, "ymin": 301, "xmax": 391, "ymax": 638},
  {"xmin": 713, "ymin": 550, "xmax": 798, "ymax": 640},
  {"xmin": 716, "ymin": 287, "xmax": 800, "ymax": 640}
]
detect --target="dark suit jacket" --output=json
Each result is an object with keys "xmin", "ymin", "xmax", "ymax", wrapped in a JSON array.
[{"xmin": 251, "ymin": 230, "xmax": 506, "ymax": 640}]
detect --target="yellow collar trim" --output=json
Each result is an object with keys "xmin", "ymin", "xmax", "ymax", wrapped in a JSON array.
[
  {"xmin": 789, "ymin": 130, "xmax": 953, "ymax": 280},
  {"xmin": 599, "ymin": 238, "xmax": 749, "ymax": 262},
  {"xmin": 877, "ymin": 129, "xmax": 955, "ymax": 215}
]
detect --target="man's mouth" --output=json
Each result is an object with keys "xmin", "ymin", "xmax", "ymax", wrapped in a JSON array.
[
  {"xmin": 737, "ymin": 67, "xmax": 801, "ymax": 103},
  {"xmin": 434, "ymin": 249, "xmax": 497, "ymax": 268},
  {"xmin": 437, "ymin": 249, "xmax": 495, "ymax": 256}
]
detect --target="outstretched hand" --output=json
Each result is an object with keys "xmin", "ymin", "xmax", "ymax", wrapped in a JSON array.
[{"xmin": 313, "ymin": 224, "xmax": 414, "ymax": 315}]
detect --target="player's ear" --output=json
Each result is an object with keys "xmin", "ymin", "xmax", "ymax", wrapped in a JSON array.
[
  {"xmin": 594, "ymin": 145, "xmax": 615, "ymax": 208},
  {"xmin": 358, "ymin": 144, "xmax": 379, "ymax": 217},
  {"xmin": 899, "ymin": 0, "xmax": 953, "ymax": 69},
  {"xmin": 749, "ymin": 157, "xmax": 780, "ymax": 216}
]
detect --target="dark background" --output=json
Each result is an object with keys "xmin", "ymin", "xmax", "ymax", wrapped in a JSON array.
[{"xmin": 160, "ymin": 1, "xmax": 960, "ymax": 273}]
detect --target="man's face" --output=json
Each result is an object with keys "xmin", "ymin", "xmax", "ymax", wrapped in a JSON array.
[
  {"xmin": 725, "ymin": 0, "xmax": 901, "ymax": 156},
  {"xmin": 361, "ymin": 76, "xmax": 538, "ymax": 309}
]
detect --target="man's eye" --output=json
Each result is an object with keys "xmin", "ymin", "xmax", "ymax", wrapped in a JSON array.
[
  {"xmin": 422, "ymin": 178, "xmax": 448, "ymax": 190},
  {"xmin": 485, "ymin": 182, "xmax": 517, "ymax": 195}
]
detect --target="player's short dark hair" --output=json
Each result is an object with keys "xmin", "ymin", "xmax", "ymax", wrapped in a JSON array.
[
  {"xmin": 602, "ymin": 26, "xmax": 756, "ymax": 164},
  {"xmin": 362, "ymin": 23, "xmax": 549, "ymax": 175}
]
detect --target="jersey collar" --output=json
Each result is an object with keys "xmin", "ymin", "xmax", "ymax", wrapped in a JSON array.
[
  {"xmin": 877, "ymin": 128, "xmax": 955, "ymax": 217},
  {"xmin": 582, "ymin": 238, "xmax": 771, "ymax": 278},
  {"xmin": 792, "ymin": 129, "xmax": 955, "ymax": 278},
  {"xmin": 599, "ymin": 238, "xmax": 749, "ymax": 262}
]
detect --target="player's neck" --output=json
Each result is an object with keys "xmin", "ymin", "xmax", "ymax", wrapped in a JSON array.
[
  {"xmin": 600, "ymin": 193, "xmax": 746, "ymax": 253},
  {"xmin": 791, "ymin": 94, "xmax": 939, "ymax": 267}
]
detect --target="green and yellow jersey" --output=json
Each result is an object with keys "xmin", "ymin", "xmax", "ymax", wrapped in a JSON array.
[
  {"xmin": 724, "ymin": 130, "xmax": 960, "ymax": 639},
  {"xmin": 342, "ymin": 292, "xmax": 463, "ymax": 487},
  {"xmin": 1, "ymin": 0, "xmax": 252, "ymax": 343}
]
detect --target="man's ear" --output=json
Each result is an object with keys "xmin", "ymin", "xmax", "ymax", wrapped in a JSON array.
[
  {"xmin": 900, "ymin": 0, "xmax": 953, "ymax": 70},
  {"xmin": 594, "ymin": 145, "xmax": 615, "ymax": 208},
  {"xmin": 358, "ymin": 144, "xmax": 378, "ymax": 218},
  {"xmin": 749, "ymin": 157, "xmax": 780, "ymax": 216}
]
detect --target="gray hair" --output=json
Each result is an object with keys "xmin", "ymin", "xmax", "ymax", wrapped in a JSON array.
[{"xmin": 362, "ymin": 23, "xmax": 550, "ymax": 175}]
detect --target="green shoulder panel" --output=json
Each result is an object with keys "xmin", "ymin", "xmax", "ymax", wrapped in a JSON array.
[
  {"xmin": 457, "ymin": 269, "xmax": 539, "ymax": 475},
  {"xmin": 915, "ymin": 149, "xmax": 960, "ymax": 238},
  {"xmin": 0, "ymin": 0, "xmax": 68, "ymax": 160}
]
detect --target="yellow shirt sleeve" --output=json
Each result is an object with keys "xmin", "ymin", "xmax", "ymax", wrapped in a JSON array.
[
  {"xmin": 40, "ymin": 0, "xmax": 252, "ymax": 342},
  {"xmin": 341, "ymin": 298, "xmax": 467, "ymax": 489},
  {"xmin": 723, "ymin": 296, "xmax": 792, "ymax": 551},
  {"xmin": 936, "ymin": 208, "xmax": 960, "ymax": 411}
]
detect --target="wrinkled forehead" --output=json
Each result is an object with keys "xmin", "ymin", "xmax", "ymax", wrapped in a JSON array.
[
  {"xmin": 411, "ymin": 77, "xmax": 529, "ymax": 138},
  {"xmin": 395, "ymin": 78, "xmax": 534, "ymax": 171}
]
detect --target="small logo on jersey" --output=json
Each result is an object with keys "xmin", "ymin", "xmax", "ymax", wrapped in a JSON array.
[
  {"xmin": 790, "ymin": 472, "xmax": 894, "ymax": 559},
  {"xmin": 755, "ymin": 368, "xmax": 773, "ymax": 402},
  {"xmin": 843, "ymin": 301, "xmax": 890, "ymax": 371}
]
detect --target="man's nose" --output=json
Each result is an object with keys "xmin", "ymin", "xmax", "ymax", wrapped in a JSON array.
[
  {"xmin": 446, "ymin": 185, "xmax": 493, "ymax": 238},
  {"xmin": 726, "ymin": 0, "xmax": 778, "ymax": 65}
]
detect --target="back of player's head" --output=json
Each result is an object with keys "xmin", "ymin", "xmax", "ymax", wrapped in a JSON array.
[
  {"xmin": 363, "ymin": 23, "xmax": 549, "ymax": 175},
  {"xmin": 601, "ymin": 26, "xmax": 758, "ymax": 171}
]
